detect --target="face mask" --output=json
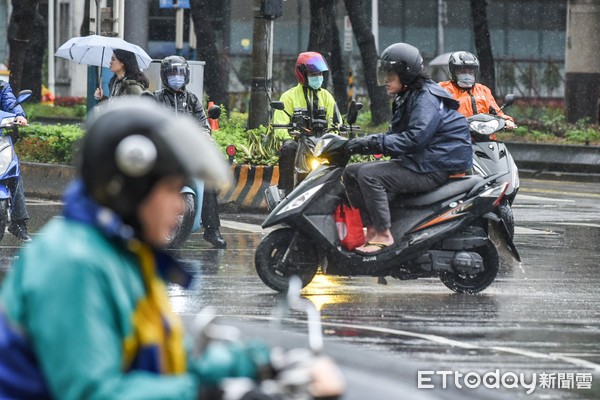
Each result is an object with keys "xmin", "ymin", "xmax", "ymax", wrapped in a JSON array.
[
  {"xmin": 167, "ymin": 75, "xmax": 186, "ymax": 90},
  {"xmin": 456, "ymin": 73, "xmax": 475, "ymax": 88},
  {"xmin": 307, "ymin": 75, "xmax": 323, "ymax": 90}
]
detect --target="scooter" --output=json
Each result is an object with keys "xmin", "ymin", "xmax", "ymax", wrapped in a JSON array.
[
  {"xmin": 270, "ymin": 101, "xmax": 350, "ymax": 190},
  {"xmin": 165, "ymin": 104, "xmax": 221, "ymax": 248},
  {"xmin": 469, "ymin": 93, "xmax": 519, "ymax": 237},
  {"xmin": 255, "ymin": 104, "xmax": 520, "ymax": 294},
  {"xmin": 0, "ymin": 90, "xmax": 32, "ymax": 241}
]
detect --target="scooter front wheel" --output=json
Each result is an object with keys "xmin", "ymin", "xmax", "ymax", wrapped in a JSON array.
[
  {"xmin": 255, "ymin": 228, "xmax": 319, "ymax": 292},
  {"xmin": 497, "ymin": 200, "xmax": 515, "ymax": 239},
  {"xmin": 165, "ymin": 193, "xmax": 196, "ymax": 249},
  {"xmin": 439, "ymin": 242, "xmax": 499, "ymax": 294}
]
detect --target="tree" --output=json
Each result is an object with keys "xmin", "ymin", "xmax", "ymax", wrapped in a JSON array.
[
  {"xmin": 8, "ymin": 0, "xmax": 45, "ymax": 100},
  {"xmin": 308, "ymin": 0, "xmax": 347, "ymax": 108},
  {"xmin": 470, "ymin": 0, "xmax": 495, "ymax": 95},
  {"xmin": 343, "ymin": 0, "xmax": 389, "ymax": 125},
  {"xmin": 189, "ymin": 0, "xmax": 228, "ymax": 107}
]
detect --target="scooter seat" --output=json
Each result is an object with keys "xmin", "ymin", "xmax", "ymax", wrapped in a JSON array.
[{"xmin": 390, "ymin": 175, "xmax": 483, "ymax": 207}]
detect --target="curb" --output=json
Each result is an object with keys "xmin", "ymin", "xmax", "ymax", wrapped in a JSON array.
[{"xmin": 21, "ymin": 162, "xmax": 279, "ymax": 211}]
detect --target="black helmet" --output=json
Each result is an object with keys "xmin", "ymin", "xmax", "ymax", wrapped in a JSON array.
[
  {"xmin": 377, "ymin": 43, "xmax": 424, "ymax": 85},
  {"xmin": 448, "ymin": 51, "xmax": 479, "ymax": 87},
  {"xmin": 160, "ymin": 55, "xmax": 190, "ymax": 90},
  {"xmin": 79, "ymin": 98, "xmax": 229, "ymax": 226}
]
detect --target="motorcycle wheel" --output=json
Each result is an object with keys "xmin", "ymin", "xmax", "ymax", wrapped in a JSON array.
[
  {"xmin": 439, "ymin": 242, "xmax": 499, "ymax": 294},
  {"xmin": 498, "ymin": 200, "xmax": 515, "ymax": 239},
  {"xmin": 255, "ymin": 228, "xmax": 319, "ymax": 292},
  {"xmin": 165, "ymin": 193, "xmax": 196, "ymax": 249},
  {"xmin": 0, "ymin": 200, "xmax": 7, "ymax": 242}
]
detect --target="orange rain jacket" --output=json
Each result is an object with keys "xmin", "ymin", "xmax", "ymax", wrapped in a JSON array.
[{"xmin": 438, "ymin": 81, "xmax": 514, "ymax": 122}]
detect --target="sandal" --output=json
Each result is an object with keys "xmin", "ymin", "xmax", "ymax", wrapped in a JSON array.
[{"xmin": 354, "ymin": 241, "xmax": 391, "ymax": 255}]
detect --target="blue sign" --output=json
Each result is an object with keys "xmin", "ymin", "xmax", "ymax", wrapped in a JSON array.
[{"xmin": 159, "ymin": 0, "xmax": 190, "ymax": 8}]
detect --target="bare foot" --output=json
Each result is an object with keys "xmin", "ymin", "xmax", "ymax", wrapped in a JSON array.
[{"xmin": 355, "ymin": 232, "xmax": 394, "ymax": 253}]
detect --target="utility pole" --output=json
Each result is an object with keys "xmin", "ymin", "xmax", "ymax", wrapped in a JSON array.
[
  {"xmin": 124, "ymin": 0, "xmax": 149, "ymax": 49},
  {"xmin": 565, "ymin": 0, "xmax": 600, "ymax": 123},
  {"xmin": 248, "ymin": 0, "xmax": 281, "ymax": 129}
]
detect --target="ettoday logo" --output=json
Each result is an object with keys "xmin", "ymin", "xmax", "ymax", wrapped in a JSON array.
[{"xmin": 417, "ymin": 370, "xmax": 593, "ymax": 395}]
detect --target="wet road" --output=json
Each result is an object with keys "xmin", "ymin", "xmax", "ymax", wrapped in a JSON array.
[{"xmin": 1, "ymin": 178, "xmax": 599, "ymax": 399}]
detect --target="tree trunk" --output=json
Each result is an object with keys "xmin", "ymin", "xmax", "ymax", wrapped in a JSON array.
[
  {"xmin": 190, "ymin": 0, "xmax": 228, "ymax": 108},
  {"xmin": 343, "ymin": 0, "xmax": 390, "ymax": 125},
  {"xmin": 8, "ymin": 0, "xmax": 45, "ymax": 100},
  {"xmin": 308, "ymin": 0, "xmax": 347, "ymax": 107},
  {"xmin": 471, "ymin": 0, "xmax": 496, "ymax": 96}
]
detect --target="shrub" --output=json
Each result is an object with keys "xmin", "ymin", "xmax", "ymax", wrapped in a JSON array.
[
  {"xmin": 15, "ymin": 123, "xmax": 84, "ymax": 164},
  {"xmin": 54, "ymin": 97, "xmax": 86, "ymax": 107}
]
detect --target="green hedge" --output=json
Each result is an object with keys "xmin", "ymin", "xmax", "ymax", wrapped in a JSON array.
[{"xmin": 15, "ymin": 123, "xmax": 84, "ymax": 164}]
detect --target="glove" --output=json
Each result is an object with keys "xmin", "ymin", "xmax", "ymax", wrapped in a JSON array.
[{"xmin": 346, "ymin": 134, "xmax": 381, "ymax": 155}]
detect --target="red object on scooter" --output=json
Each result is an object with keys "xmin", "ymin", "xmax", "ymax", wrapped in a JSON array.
[{"xmin": 334, "ymin": 205, "xmax": 365, "ymax": 250}]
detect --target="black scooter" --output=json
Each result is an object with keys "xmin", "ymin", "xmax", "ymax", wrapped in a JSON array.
[{"xmin": 255, "ymin": 105, "xmax": 520, "ymax": 294}]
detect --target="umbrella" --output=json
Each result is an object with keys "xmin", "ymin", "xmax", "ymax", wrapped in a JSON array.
[
  {"xmin": 55, "ymin": 35, "xmax": 152, "ymax": 70},
  {"xmin": 428, "ymin": 52, "xmax": 454, "ymax": 67}
]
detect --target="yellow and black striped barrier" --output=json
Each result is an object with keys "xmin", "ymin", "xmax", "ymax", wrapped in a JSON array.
[{"xmin": 218, "ymin": 165, "xmax": 279, "ymax": 211}]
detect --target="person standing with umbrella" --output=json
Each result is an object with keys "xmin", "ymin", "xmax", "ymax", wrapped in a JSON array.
[{"xmin": 94, "ymin": 49, "xmax": 149, "ymax": 101}]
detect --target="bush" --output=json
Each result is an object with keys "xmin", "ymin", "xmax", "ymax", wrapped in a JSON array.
[
  {"xmin": 54, "ymin": 97, "xmax": 86, "ymax": 107},
  {"xmin": 15, "ymin": 123, "xmax": 84, "ymax": 164},
  {"xmin": 23, "ymin": 103, "xmax": 86, "ymax": 120}
]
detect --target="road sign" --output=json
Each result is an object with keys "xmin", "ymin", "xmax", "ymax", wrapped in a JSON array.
[
  {"xmin": 159, "ymin": 0, "xmax": 190, "ymax": 8},
  {"xmin": 344, "ymin": 16, "xmax": 353, "ymax": 52}
]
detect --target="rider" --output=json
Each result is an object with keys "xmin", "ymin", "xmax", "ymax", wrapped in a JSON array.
[
  {"xmin": 0, "ymin": 99, "xmax": 267, "ymax": 399},
  {"xmin": 0, "ymin": 80, "xmax": 30, "ymax": 241},
  {"xmin": 273, "ymin": 51, "xmax": 341, "ymax": 195},
  {"xmin": 438, "ymin": 51, "xmax": 516, "ymax": 128},
  {"xmin": 344, "ymin": 43, "xmax": 473, "ymax": 254},
  {"xmin": 148, "ymin": 55, "xmax": 226, "ymax": 249}
]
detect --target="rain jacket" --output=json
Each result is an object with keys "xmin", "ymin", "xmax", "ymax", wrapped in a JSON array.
[
  {"xmin": 0, "ymin": 181, "xmax": 258, "ymax": 400},
  {"xmin": 150, "ymin": 87, "xmax": 210, "ymax": 131},
  {"xmin": 376, "ymin": 79, "xmax": 473, "ymax": 173},
  {"xmin": 272, "ymin": 83, "xmax": 341, "ymax": 140},
  {"xmin": 438, "ymin": 81, "xmax": 514, "ymax": 122},
  {"xmin": 108, "ymin": 74, "xmax": 146, "ymax": 97},
  {"xmin": 0, "ymin": 81, "xmax": 26, "ymax": 118}
]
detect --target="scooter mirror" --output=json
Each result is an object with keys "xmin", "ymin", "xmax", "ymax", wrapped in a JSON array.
[
  {"xmin": 11, "ymin": 90, "xmax": 32, "ymax": 112},
  {"xmin": 208, "ymin": 104, "xmax": 221, "ymax": 120},
  {"xmin": 502, "ymin": 94, "xmax": 516, "ymax": 109},
  {"xmin": 270, "ymin": 101, "xmax": 285, "ymax": 111},
  {"xmin": 346, "ymin": 101, "xmax": 358, "ymax": 125}
]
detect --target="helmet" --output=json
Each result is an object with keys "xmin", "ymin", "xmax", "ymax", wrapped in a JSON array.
[
  {"xmin": 80, "ymin": 98, "xmax": 229, "ymax": 226},
  {"xmin": 448, "ymin": 51, "xmax": 479, "ymax": 87},
  {"xmin": 160, "ymin": 55, "xmax": 190, "ymax": 90},
  {"xmin": 377, "ymin": 43, "xmax": 424, "ymax": 85},
  {"xmin": 295, "ymin": 52, "xmax": 329, "ymax": 85}
]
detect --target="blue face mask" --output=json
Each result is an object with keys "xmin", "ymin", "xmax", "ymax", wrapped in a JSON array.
[
  {"xmin": 456, "ymin": 73, "xmax": 475, "ymax": 89},
  {"xmin": 308, "ymin": 75, "xmax": 323, "ymax": 90},
  {"xmin": 167, "ymin": 75, "xmax": 186, "ymax": 90}
]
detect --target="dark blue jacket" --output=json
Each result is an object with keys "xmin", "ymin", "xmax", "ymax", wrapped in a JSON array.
[
  {"xmin": 378, "ymin": 79, "xmax": 472, "ymax": 173},
  {"xmin": 0, "ymin": 81, "xmax": 26, "ymax": 117}
]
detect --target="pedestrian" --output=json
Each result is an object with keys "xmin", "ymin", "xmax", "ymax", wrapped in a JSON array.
[
  {"xmin": 0, "ymin": 99, "xmax": 265, "ymax": 399},
  {"xmin": 438, "ymin": 51, "xmax": 516, "ymax": 128},
  {"xmin": 272, "ymin": 51, "xmax": 341, "ymax": 195},
  {"xmin": 0, "ymin": 80, "xmax": 31, "ymax": 241},
  {"xmin": 344, "ymin": 43, "xmax": 473, "ymax": 254},
  {"xmin": 147, "ymin": 55, "xmax": 226, "ymax": 248},
  {"xmin": 94, "ymin": 49, "xmax": 149, "ymax": 101}
]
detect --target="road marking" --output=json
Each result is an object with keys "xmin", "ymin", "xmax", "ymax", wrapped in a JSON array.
[
  {"xmin": 221, "ymin": 220, "xmax": 276, "ymax": 234},
  {"xmin": 515, "ymin": 194, "xmax": 574, "ymax": 203},
  {"xmin": 519, "ymin": 188, "xmax": 600, "ymax": 198},
  {"xmin": 225, "ymin": 314, "xmax": 600, "ymax": 372}
]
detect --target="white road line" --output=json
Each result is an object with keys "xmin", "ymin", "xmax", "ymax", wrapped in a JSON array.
[
  {"xmin": 218, "ymin": 314, "xmax": 600, "ymax": 372},
  {"xmin": 221, "ymin": 220, "xmax": 275, "ymax": 233}
]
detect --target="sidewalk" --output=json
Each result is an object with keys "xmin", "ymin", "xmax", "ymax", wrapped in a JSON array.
[{"xmin": 21, "ymin": 141, "xmax": 600, "ymax": 210}]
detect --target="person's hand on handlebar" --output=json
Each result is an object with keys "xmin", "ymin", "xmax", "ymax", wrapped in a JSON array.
[
  {"xmin": 505, "ymin": 119, "xmax": 517, "ymax": 130},
  {"xmin": 15, "ymin": 116, "xmax": 27, "ymax": 126},
  {"xmin": 346, "ymin": 134, "xmax": 382, "ymax": 155}
]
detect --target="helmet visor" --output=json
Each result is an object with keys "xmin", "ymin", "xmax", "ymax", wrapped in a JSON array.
[
  {"xmin": 304, "ymin": 56, "xmax": 329, "ymax": 74},
  {"xmin": 377, "ymin": 59, "xmax": 396, "ymax": 86},
  {"xmin": 163, "ymin": 64, "xmax": 188, "ymax": 78}
]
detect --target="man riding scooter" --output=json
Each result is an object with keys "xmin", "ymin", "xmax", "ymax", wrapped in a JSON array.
[{"xmin": 344, "ymin": 42, "xmax": 473, "ymax": 254}]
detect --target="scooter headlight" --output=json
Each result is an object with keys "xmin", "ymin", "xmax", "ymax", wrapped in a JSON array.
[
  {"xmin": 278, "ymin": 183, "xmax": 324, "ymax": 214},
  {"xmin": 0, "ymin": 144, "xmax": 14, "ymax": 175},
  {"xmin": 469, "ymin": 119, "xmax": 500, "ymax": 135}
]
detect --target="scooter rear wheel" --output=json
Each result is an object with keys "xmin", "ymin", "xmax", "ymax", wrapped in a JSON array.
[
  {"xmin": 0, "ymin": 199, "xmax": 7, "ymax": 242},
  {"xmin": 165, "ymin": 193, "xmax": 196, "ymax": 249},
  {"xmin": 439, "ymin": 242, "xmax": 499, "ymax": 294},
  {"xmin": 255, "ymin": 228, "xmax": 319, "ymax": 292}
]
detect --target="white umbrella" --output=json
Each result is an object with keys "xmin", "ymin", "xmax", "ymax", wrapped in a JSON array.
[
  {"xmin": 428, "ymin": 52, "xmax": 454, "ymax": 67},
  {"xmin": 55, "ymin": 35, "xmax": 152, "ymax": 71}
]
